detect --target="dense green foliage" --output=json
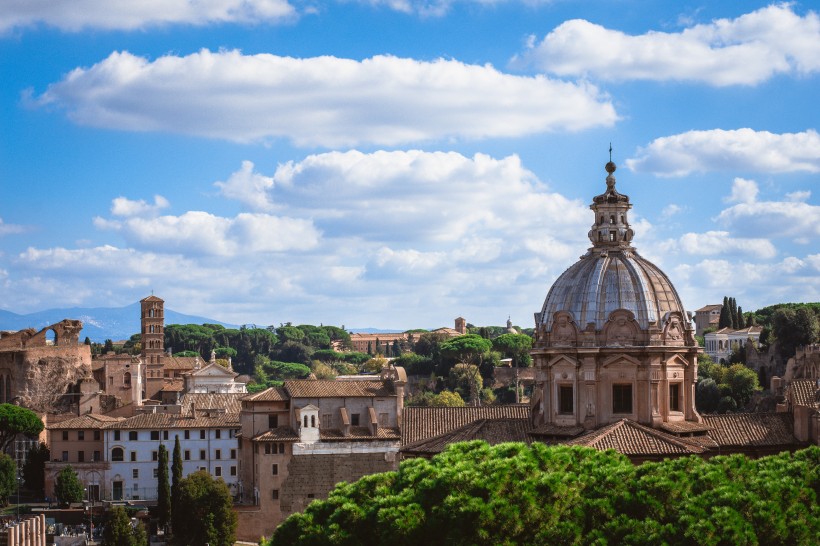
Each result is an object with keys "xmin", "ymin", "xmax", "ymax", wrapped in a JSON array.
[
  {"xmin": 268, "ymin": 443, "xmax": 820, "ymax": 546},
  {"xmin": 406, "ymin": 389, "xmax": 466, "ymax": 407},
  {"xmin": 0, "ymin": 404, "xmax": 44, "ymax": 452},
  {"xmin": 102, "ymin": 505, "xmax": 147, "ymax": 546},
  {"xmin": 0, "ymin": 454, "xmax": 16, "ymax": 506},
  {"xmin": 491, "ymin": 333, "xmax": 533, "ymax": 368},
  {"xmin": 172, "ymin": 470, "xmax": 237, "ymax": 546},
  {"xmin": 697, "ymin": 356, "xmax": 761, "ymax": 413},
  {"xmin": 54, "ymin": 466, "xmax": 84, "ymax": 507},
  {"xmin": 22, "ymin": 442, "xmax": 48, "ymax": 495},
  {"xmin": 157, "ymin": 444, "xmax": 171, "ymax": 529}
]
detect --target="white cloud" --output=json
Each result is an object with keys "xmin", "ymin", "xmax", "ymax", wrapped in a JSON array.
[
  {"xmin": 34, "ymin": 49, "xmax": 616, "ymax": 147},
  {"xmin": 518, "ymin": 4, "xmax": 820, "ymax": 86},
  {"xmin": 0, "ymin": 0, "xmax": 295, "ymax": 33},
  {"xmin": 214, "ymin": 161, "xmax": 275, "ymax": 212},
  {"xmin": 675, "ymin": 230, "xmax": 777, "ymax": 259},
  {"xmin": 660, "ymin": 204, "xmax": 683, "ymax": 219},
  {"xmin": 626, "ymin": 129, "xmax": 820, "ymax": 176},
  {"xmin": 111, "ymin": 195, "xmax": 169, "ymax": 217},
  {"xmin": 0, "ymin": 218, "xmax": 25, "ymax": 236},
  {"xmin": 725, "ymin": 178, "xmax": 759, "ymax": 204}
]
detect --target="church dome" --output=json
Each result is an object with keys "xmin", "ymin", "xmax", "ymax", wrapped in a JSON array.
[{"xmin": 536, "ymin": 160, "xmax": 687, "ymax": 335}]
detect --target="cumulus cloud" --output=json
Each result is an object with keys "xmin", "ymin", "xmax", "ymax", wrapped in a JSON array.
[
  {"xmin": 625, "ymin": 129, "xmax": 820, "ymax": 176},
  {"xmin": 517, "ymin": 4, "xmax": 820, "ymax": 86},
  {"xmin": 214, "ymin": 161, "xmax": 275, "ymax": 212},
  {"xmin": 675, "ymin": 231, "xmax": 777, "ymax": 259},
  {"xmin": 725, "ymin": 178, "xmax": 759, "ymax": 204},
  {"xmin": 111, "ymin": 195, "xmax": 170, "ymax": 217},
  {"xmin": 0, "ymin": 0, "xmax": 295, "ymax": 33},
  {"xmin": 33, "ymin": 49, "xmax": 616, "ymax": 147},
  {"xmin": 0, "ymin": 218, "xmax": 25, "ymax": 236}
]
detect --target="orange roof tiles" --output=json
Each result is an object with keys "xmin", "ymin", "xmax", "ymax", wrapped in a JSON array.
[
  {"xmin": 567, "ymin": 419, "xmax": 707, "ymax": 456},
  {"xmin": 242, "ymin": 387, "xmax": 288, "ymax": 402},
  {"xmin": 105, "ymin": 412, "xmax": 239, "ymax": 430},
  {"xmin": 402, "ymin": 418, "xmax": 532, "ymax": 455},
  {"xmin": 402, "ymin": 405, "xmax": 530, "ymax": 445},
  {"xmin": 787, "ymin": 379, "xmax": 819, "ymax": 408},
  {"xmin": 701, "ymin": 413, "xmax": 798, "ymax": 447},
  {"xmin": 47, "ymin": 414, "xmax": 124, "ymax": 430},
  {"xmin": 284, "ymin": 379, "xmax": 394, "ymax": 398}
]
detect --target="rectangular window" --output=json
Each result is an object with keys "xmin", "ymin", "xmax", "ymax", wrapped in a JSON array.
[
  {"xmin": 184, "ymin": 430, "xmax": 190, "ymax": 440},
  {"xmin": 669, "ymin": 384, "xmax": 681, "ymax": 412},
  {"xmin": 265, "ymin": 444, "xmax": 271, "ymax": 455},
  {"xmin": 152, "ymin": 451, "xmax": 158, "ymax": 461},
  {"xmin": 109, "ymin": 377, "xmax": 114, "ymax": 386},
  {"xmin": 279, "ymin": 443, "xmax": 285, "ymax": 455},
  {"xmin": 77, "ymin": 430, "xmax": 85, "ymax": 441},
  {"xmin": 230, "ymin": 466, "xmax": 237, "ymax": 476},
  {"xmin": 613, "ymin": 384, "xmax": 633, "ymax": 414},
  {"xmin": 215, "ymin": 449, "xmax": 221, "ymax": 460},
  {"xmin": 153, "ymin": 469, "xmax": 158, "ymax": 478},
  {"xmin": 93, "ymin": 451, "xmax": 100, "ymax": 462},
  {"xmin": 214, "ymin": 466, "xmax": 222, "ymax": 477},
  {"xmin": 184, "ymin": 450, "xmax": 190, "ymax": 461},
  {"xmin": 114, "ymin": 430, "xmax": 120, "ymax": 441},
  {"xmin": 61, "ymin": 451, "xmax": 68, "ymax": 462},
  {"xmin": 78, "ymin": 451, "xmax": 84, "ymax": 462},
  {"xmin": 132, "ymin": 469, "xmax": 139, "ymax": 479},
  {"xmin": 200, "ymin": 430, "xmax": 206, "ymax": 440},
  {"xmin": 230, "ymin": 449, "xmax": 237, "ymax": 459},
  {"xmin": 130, "ymin": 451, "xmax": 137, "ymax": 462},
  {"xmin": 62, "ymin": 431, "xmax": 69, "ymax": 441},
  {"xmin": 558, "ymin": 385, "xmax": 574, "ymax": 414},
  {"xmin": 215, "ymin": 430, "xmax": 221, "ymax": 439},
  {"xmin": 129, "ymin": 431, "xmax": 138, "ymax": 441},
  {"xmin": 150, "ymin": 431, "xmax": 160, "ymax": 441},
  {"xmin": 271, "ymin": 489, "xmax": 279, "ymax": 500},
  {"xmin": 268, "ymin": 414, "xmax": 278, "ymax": 429},
  {"xmin": 351, "ymin": 413, "xmax": 360, "ymax": 426},
  {"xmin": 163, "ymin": 430, "xmax": 169, "ymax": 440},
  {"xmin": 94, "ymin": 430, "xmax": 101, "ymax": 441},
  {"xmin": 272, "ymin": 464, "xmax": 278, "ymax": 476},
  {"xmin": 200, "ymin": 449, "xmax": 206, "ymax": 460}
]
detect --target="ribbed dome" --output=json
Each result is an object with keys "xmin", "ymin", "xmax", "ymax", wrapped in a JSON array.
[
  {"xmin": 536, "ymin": 159, "xmax": 686, "ymax": 334},
  {"xmin": 538, "ymin": 250, "xmax": 685, "ymax": 332}
]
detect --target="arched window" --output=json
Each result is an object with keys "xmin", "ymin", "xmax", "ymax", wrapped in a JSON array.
[
  {"xmin": 303, "ymin": 415, "xmax": 308, "ymax": 428},
  {"xmin": 124, "ymin": 372, "xmax": 131, "ymax": 386},
  {"xmin": 311, "ymin": 415, "xmax": 316, "ymax": 428},
  {"xmin": 111, "ymin": 447, "xmax": 124, "ymax": 462}
]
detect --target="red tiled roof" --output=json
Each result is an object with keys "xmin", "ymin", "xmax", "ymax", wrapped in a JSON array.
[
  {"xmin": 787, "ymin": 379, "xmax": 819, "ymax": 408},
  {"xmin": 47, "ymin": 414, "xmax": 124, "ymax": 430},
  {"xmin": 164, "ymin": 356, "xmax": 198, "ymax": 370},
  {"xmin": 657, "ymin": 421, "xmax": 713, "ymax": 434},
  {"xmin": 528, "ymin": 423, "xmax": 585, "ymax": 437},
  {"xmin": 181, "ymin": 393, "xmax": 245, "ymax": 414},
  {"xmin": 701, "ymin": 413, "xmax": 798, "ymax": 447},
  {"xmin": 567, "ymin": 419, "xmax": 707, "ymax": 456},
  {"xmin": 320, "ymin": 427, "xmax": 401, "ymax": 441},
  {"xmin": 401, "ymin": 405, "xmax": 530, "ymax": 445},
  {"xmin": 696, "ymin": 305, "xmax": 722, "ymax": 312},
  {"xmin": 105, "ymin": 412, "xmax": 239, "ymax": 430},
  {"xmin": 161, "ymin": 378, "xmax": 184, "ymax": 392},
  {"xmin": 402, "ymin": 418, "xmax": 532, "ymax": 455},
  {"xmin": 285, "ymin": 379, "xmax": 394, "ymax": 399},
  {"xmin": 253, "ymin": 428, "xmax": 300, "ymax": 442},
  {"xmin": 242, "ymin": 387, "xmax": 288, "ymax": 402}
]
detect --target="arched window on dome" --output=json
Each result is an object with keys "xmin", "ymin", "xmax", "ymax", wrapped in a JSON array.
[
  {"xmin": 609, "ymin": 215, "xmax": 615, "ymax": 224},
  {"xmin": 620, "ymin": 214, "xmax": 625, "ymax": 224},
  {"xmin": 609, "ymin": 231, "xmax": 616, "ymax": 242}
]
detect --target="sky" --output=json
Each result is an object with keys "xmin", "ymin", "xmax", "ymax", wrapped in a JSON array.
[{"xmin": 1, "ymin": 1, "xmax": 819, "ymax": 330}]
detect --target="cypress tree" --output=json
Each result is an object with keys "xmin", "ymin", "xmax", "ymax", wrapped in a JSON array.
[
  {"xmin": 157, "ymin": 444, "xmax": 171, "ymax": 530},
  {"xmin": 737, "ymin": 307, "xmax": 746, "ymax": 329},
  {"xmin": 719, "ymin": 297, "xmax": 731, "ymax": 329},
  {"xmin": 730, "ymin": 297, "xmax": 739, "ymax": 329},
  {"xmin": 172, "ymin": 436, "xmax": 183, "ymax": 529}
]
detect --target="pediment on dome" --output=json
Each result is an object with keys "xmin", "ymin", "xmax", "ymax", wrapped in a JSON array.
[
  {"xmin": 549, "ymin": 311, "xmax": 578, "ymax": 346},
  {"xmin": 603, "ymin": 309, "xmax": 640, "ymax": 346},
  {"xmin": 661, "ymin": 312, "xmax": 687, "ymax": 346}
]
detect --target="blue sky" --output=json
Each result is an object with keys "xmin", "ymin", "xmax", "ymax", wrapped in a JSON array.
[{"xmin": 1, "ymin": 1, "xmax": 819, "ymax": 330}]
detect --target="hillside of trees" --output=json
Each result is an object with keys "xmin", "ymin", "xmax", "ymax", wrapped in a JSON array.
[{"xmin": 266, "ymin": 442, "xmax": 820, "ymax": 546}]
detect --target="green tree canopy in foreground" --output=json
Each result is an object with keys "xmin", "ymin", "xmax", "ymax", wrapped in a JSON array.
[
  {"xmin": 268, "ymin": 443, "xmax": 820, "ymax": 546},
  {"xmin": 172, "ymin": 470, "xmax": 237, "ymax": 546},
  {"xmin": 0, "ymin": 404, "xmax": 44, "ymax": 453},
  {"xmin": 54, "ymin": 466, "xmax": 84, "ymax": 507},
  {"xmin": 102, "ymin": 505, "xmax": 147, "ymax": 546}
]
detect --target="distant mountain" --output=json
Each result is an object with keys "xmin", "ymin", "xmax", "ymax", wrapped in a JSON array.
[{"xmin": 0, "ymin": 302, "xmax": 238, "ymax": 342}]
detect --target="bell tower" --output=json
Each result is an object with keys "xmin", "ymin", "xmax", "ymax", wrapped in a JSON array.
[{"xmin": 140, "ymin": 295, "xmax": 165, "ymax": 365}]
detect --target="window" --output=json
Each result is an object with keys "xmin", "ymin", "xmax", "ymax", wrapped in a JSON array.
[
  {"xmin": 272, "ymin": 464, "xmax": 278, "ymax": 476},
  {"xmin": 268, "ymin": 414, "xmax": 278, "ymax": 429},
  {"xmin": 613, "ymin": 384, "xmax": 633, "ymax": 414},
  {"xmin": 378, "ymin": 413, "xmax": 388, "ymax": 426},
  {"xmin": 111, "ymin": 448, "xmax": 124, "ymax": 462},
  {"xmin": 230, "ymin": 466, "xmax": 237, "ymax": 476},
  {"xmin": 311, "ymin": 415, "xmax": 316, "ymax": 427},
  {"xmin": 132, "ymin": 469, "xmax": 139, "ymax": 479},
  {"xmin": 200, "ymin": 449, "xmax": 206, "ymax": 460},
  {"xmin": 558, "ymin": 386, "xmax": 574, "ymax": 414},
  {"xmin": 279, "ymin": 443, "xmax": 285, "ymax": 454},
  {"xmin": 214, "ymin": 466, "xmax": 222, "ymax": 477},
  {"xmin": 130, "ymin": 451, "xmax": 137, "ymax": 462},
  {"xmin": 264, "ymin": 444, "xmax": 271, "ymax": 455},
  {"xmin": 215, "ymin": 449, "xmax": 221, "ymax": 460},
  {"xmin": 200, "ymin": 430, "xmax": 206, "ymax": 440},
  {"xmin": 230, "ymin": 449, "xmax": 237, "ymax": 459},
  {"xmin": 150, "ymin": 431, "xmax": 160, "ymax": 441},
  {"xmin": 215, "ymin": 430, "xmax": 221, "ymax": 439},
  {"xmin": 153, "ymin": 469, "xmax": 158, "ymax": 478},
  {"xmin": 609, "ymin": 231, "xmax": 616, "ymax": 242},
  {"xmin": 272, "ymin": 489, "xmax": 279, "ymax": 500},
  {"xmin": 94, "ymin": 430, "xmax": 101, "ymax": 441},
  {"xmin": 78, "ymin": 451, "xmax": 84, "ymax": 462},
  {"xmin": 152, "ymin": 451, "xmax": 158, "ymax": 461},
  {"xmin": 114, "ymin": 430, "xmax": 121, "ymax": 441},
  {"xmin": 184, "ymin": 450, "xmax": 190, "ymax": 461},
  {"xmin": 133, "ymin": 483, "xmax": 139, "ymax": 491},
  {"xmin": 61, "ymin": 451, "xmax": 68, "ymax": 462},
  {"xmin": 669, "ymin": 384, "xmax": 681, "ymax": 412},
  {"xmin": 163, "ymin": 430, "xmax": 169, "ymax": 440},
  {"xmin": 129, "ymin": 431, "xmax": 138, "ymax": 441},
  {"xmin": 77, "ymin": 430, "xmax": 85, "ymax": 441},
  {"xmin": 351, "ymin": 413, "xmax": 360, "ymax": 426},
  {"xmin": 184, "ymin": 430, "xmax": 190, "ymax": 440},
  {"xmin": 62, "ymin": 431, "xmax": 69, "ymax": 441},
  {"xmin": 93, "ymin": 451, "xmax": 101, "ymax": 462}
]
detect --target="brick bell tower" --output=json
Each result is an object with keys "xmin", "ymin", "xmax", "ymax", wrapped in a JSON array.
[{"xmin": 141, "ymin": 294, "xmax": 165, "ymax": 400}]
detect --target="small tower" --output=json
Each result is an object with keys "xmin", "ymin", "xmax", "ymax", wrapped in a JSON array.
[
  {"xmin": 455, "ymin": 317, "xmax": 466, "ymax": 335},
  {"xmin": 140, "ymin": 295, "xmax": 165, "ymax": 365}
]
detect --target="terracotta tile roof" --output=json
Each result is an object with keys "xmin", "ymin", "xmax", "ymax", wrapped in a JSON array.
[
  {"xmin": 402, "ymin": 418, "xmax": 532, "ymax": 455},
  {"xmin": 528, "ymin": 423, "xmax": 586, "ymax": 437},
  {"xmin": 242, "ymin": 387, "xmax": 289, "ymax": 402},
  {"xmin": 567, "ymin": 419, "xmax": 707, "ymax": 456},
  {"xmin": 47, "ymin": 414, "xmax": 124, "ymax": 430},
  {"xmin": 695, "ymin": 304, "xmax": 722, "ymax": 312},
  {"xmin": 285, "ymin": 379, "xmax": 394, "ymax": 399},
  {"xmin": 787, "ymin": 379, "xmax": 819, "ymax": 408},
  {"xmin": 401, "ymin": 405, "xmax": 530, "ymax": 445},
  {"xmin": 181, "ymin": 393, "xmax": 244, "ymax": 414},
  {"xmin": 319, "ymin": 427, "xmax": 401, "ymax": 441},
  {"xmin": 161, "ymin": 378, "xmax": 184, "ymax": 392},
  {"xmin": 657, "ymin": 421, "xmax": 713, "ymax": 434},
  {"xmin": 105, "ymin": 412, "xmax": 240, "ymax": 430},
  {"xmin": 701, "ymin": 413, "xmax": 799, "ymax": 447},
  {"xmin": 252, "ymin": 428, "xmax": 300, "ymax": 442},
  {"xmin": 163, "ymin": 356, "xmax": 199, "ymax": 370}
]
